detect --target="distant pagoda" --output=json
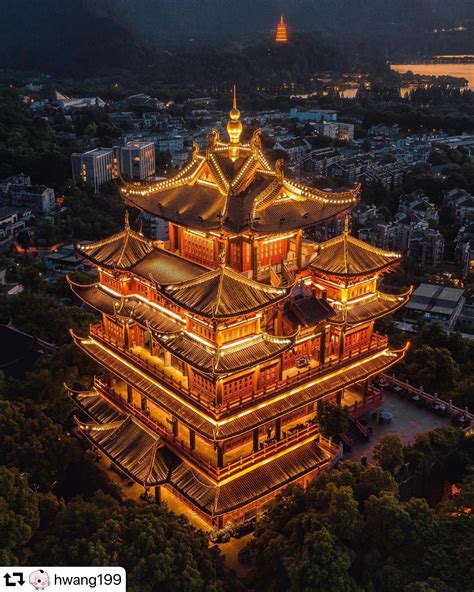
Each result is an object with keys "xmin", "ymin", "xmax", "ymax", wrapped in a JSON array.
[
  {"xmin": 275, "ymin": 14, "xmax": 289, "ymax": 43},
  {"xmin": 67, "ymin": 93, "xmax": 409, "ymax": 529}
]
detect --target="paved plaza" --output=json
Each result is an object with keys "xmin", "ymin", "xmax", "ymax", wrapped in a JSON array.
[{"xmin": 345, "ymin": 389, "xmax": 453, "ymax": 463}]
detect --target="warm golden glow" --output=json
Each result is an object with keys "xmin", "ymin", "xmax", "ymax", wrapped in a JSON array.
[{"xmin": 275, "ymin": 14, "xmax": 288, "ymax": 43}]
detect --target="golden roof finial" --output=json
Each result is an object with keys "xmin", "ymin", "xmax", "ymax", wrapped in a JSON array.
[
  {"xmin": 124, "ymin": 210, "xmax": 130, "ymax": 230},
  {"xmin": 227, "ymin": 85, "xmax": 242, "ymax": 147}
]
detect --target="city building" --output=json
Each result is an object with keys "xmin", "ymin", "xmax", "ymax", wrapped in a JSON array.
[
  {"xmin": 115, "ymin": 142, "xmax": 155, "ymax": 180},
  {"xmin": 445, "ymin": 188, "xmax": 474, "ymax": 224},
  {"xmin": 7, "ymin": 185, "xmax": 55, "ymax": 215},
  {"xmin": 302, "ymin": 148, "xmax": 343, "ymax": 176},
  {"xmin": 290, "ymin": 108, "xmax": 338, "ymax": 123},
  {"xmin": 454, "ymin": 222, "xmax": 474, "ymax": 276},
  {"xmin": 67, "ymin": 100, "xmax": 408, "ymax": 528},
  {"xmin": 314, "ymin": 121, "xmax": 355, "ymax": 142},
  {"xmin": 72, "ymin": 143, "xmax": 157, "ymax": 192},
  {"xmin": 358, "ymin": 220, "xmax": 444, "ymax": 268},
  {"xmin": 275, "ymin": 15, "xmax": 288, "ymax": 43},
  {"xmin": 0, "ymin": 207, "xmax": 32, "ymax": 241},
  {"xmin": 71, "ymin": 148, "xmax": 116, "ymax": 193},
  {"xmin": 401, "ymin": 283, "xmax": 465, "ymax": 332},
  {"xmin": 273, "ymin": 137, "xmax": 311, "ymax": 162},
  {"xmin": 397, "ymin": 193, "xmax": 439, "ymax": 225}
]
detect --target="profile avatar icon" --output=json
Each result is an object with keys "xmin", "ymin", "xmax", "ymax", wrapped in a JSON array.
[{"xmin": 29, "ymin": 569, "xmax": 50, "ymax": 590}]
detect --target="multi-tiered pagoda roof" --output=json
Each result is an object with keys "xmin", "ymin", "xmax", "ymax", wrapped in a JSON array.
[
  {"xmin": 67, "ymin": 93, "xmax": 410, "ymax": 528},
  {"xmin": 121, "ymin": 95, "xmax": 359, "ymax": 234}
]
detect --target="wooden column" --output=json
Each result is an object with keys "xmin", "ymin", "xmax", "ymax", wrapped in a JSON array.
[
  {"xmin": 189, "ymin": 429, "xmax": 196, "ymax": 450},
  {"xmin": 252, "ymin": 240, "xmax": 258, "ymax": 279},
  {"xmin": 106, "ymin": 371, "xmax": 113, "ymax": 388},
  {"xmin": 276, "ymin": 303, "xmax": 284, "ymax": 334},
  {"xmin": 141, "ymin": 396, "xmax": 148, "ymax": 412},
  {"xmin": 124, "ymin": 322, "xmax": 130, "ymax": 349},
  {"xmin": 363, "ymin": 379, "xmax": 369, "ymax": 397},
  {"xmin": 154, "ymin": 485, "xmax": 161, "ymax": 504},
  {"xmin": 217, "ymin": 443, "xmax": 224, "ymax": 468},
  {"xmin": 253, "ymin": 428, "xmax": 259, "ymax": 452},
  {"xmin": 319, "ymin": 331, "xmax": 326, "ymax": 365},
  {"xmin": 172, "ymin": 417, "xmax": 179, "ymax": 438},
  {"xmin": 296, "ymin": 229, "xmax": 303, "ymax": 271},
  {"xmin": 336, "ymin": 390, "xmax": 343, "ymax": 406},
  {"xmin": 275, "ymin": 418, "xmax": 282, "ymax": 441},
  {"xmin": 338, "ymin": 330, "xmax": 345, "ymax": 359},
  {"xmin": 127, "ymin": 384, "xmax": 133, "ymax": 404},
  {"xmin": 216, "ymin": 380, "xmax": 223, "ymax": 406},
  {"xmin": 164, "ymin": 351, "xmax": 172, "ymax": 367}
]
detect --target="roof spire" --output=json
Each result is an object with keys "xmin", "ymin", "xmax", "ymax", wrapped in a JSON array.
[
  {"xmin": 227, "ymin": 85, "xmax": 243, "ymax": 150},
  {"xmin": 124, "ymin": 210, "xmax": 130, "ymax": 230}
]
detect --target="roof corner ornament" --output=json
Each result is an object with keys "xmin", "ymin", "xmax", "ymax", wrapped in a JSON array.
[
  {"xmin": 192, "ymin": 140, "xmax": 200, "ymax": 157},
  {"xmin": 275, "ymin": 159, "xmax": 285, "ymax": 182},
  {"xmin": 124, "ymin": 210, "xmax": 130, "ymax": 230},
  {"xmin": 208, "ymin": 128, "xmax": 220, "ymax": 149},
  {"xmin": 343, "ymin": 214, "xmax": 350, "ymax": 235},
  {"xmin": 250, "ymin": 128, "xmax": 262, "ymax": 153}
]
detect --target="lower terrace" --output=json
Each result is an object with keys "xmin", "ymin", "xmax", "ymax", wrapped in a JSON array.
[{"xmin": 94, "ymin": 376, "xmax": 324, "ymax": 482}]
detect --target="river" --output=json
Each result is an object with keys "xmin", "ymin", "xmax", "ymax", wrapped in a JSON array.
[{"xmin": 391, "ymin": 61, "xmax": 474, "ymax": 90}]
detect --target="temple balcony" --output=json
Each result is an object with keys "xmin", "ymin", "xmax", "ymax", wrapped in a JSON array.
[
  {"xmin": 90, "ymin": 322, "xmax": 216, "ymax": 412},
  {"xmin": 89, "ymin": 321, "xmax": 388, "ymax": 418},
  {"xmin": 89, "ymin": 377, "xmax": 330, "ymax": 484},
  {"xmin": 219, "ymin": 331, "xmax": 388, "ymax": 415}
]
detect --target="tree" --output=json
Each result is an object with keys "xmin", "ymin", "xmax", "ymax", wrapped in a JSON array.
[
  {"xmin": 402, "ymin": 345, "xmax": 460, "ymax": 394},
  {"xmin": 0, "ymin": 466, "xmax": 40, "ymax": 564},
  {"xmin": 373, "ymin": 434, "xmax": 405, "ymax": 473},
  {"xmin": 285, "ymin": 527, "xmax": 356, "ymax": 592},
  {"xmin": 318, "ymin": 402, "xmax": 350, "ymax": 438},
  {"xmin": 16, "ymin": 229, "xmax": 31, "ymax": 254},
  {"xmin": 33, "ymin": 493, "xmax": 232, "ymax": 592}
]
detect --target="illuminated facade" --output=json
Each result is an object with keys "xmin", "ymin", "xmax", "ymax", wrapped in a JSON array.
[
  {"xmin": 275, "ymin": 15, "xmax": 289, "ymax": 43},
  {"xmin": 68, "ymin": 98, "xmax": 409, "ymax": 527}
]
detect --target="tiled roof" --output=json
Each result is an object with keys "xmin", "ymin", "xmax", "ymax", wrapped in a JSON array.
[
  {"xmin": 163, "ymin": 265, "xmax": 290, "ymax": 318},
  {"xmin": 71, "ymin": 391, "xmax": 171, "ymax": 486},
  {"xmin": 70, "ymin": 388, "xmax": 337, "ymax": 517},
  {"xmin": 72, "ymin": 332, "xmax": 408, "ymax": 441},
  {"xmin": 154, "ymin": 331, "xmax": 294, "ymax": 376},
  {"xmin": 330, "ymin": 289, "xmax": 412, "ymax": 326},
  {"xmin": 77, "ymin": 229, "xmax": 206, "ymax": 284},
  {"xmin": 68, "ymin": 280, "xmax": 181, "ymax": 334},
  {"xmin": 76, "ymin": 216, "xmax": 154, "ymax": 270},
  {"xmin": 121, "ymin": 133, "xmax": 359, "ymax": 233},
  {"xmin": 170, "ymin": 439, "xmax": 333, "ymax": 516},
  {"xmin": 310, "ymin": 228, "xmax": 402, "ymax": 278}
]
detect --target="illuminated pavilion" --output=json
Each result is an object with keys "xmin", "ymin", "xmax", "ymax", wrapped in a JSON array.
[
  {"xmin": 67, "ymin": 96, "xmax": 409, "ymax": 527},
  {"xmin": 275, "ymin": 15, "xmax": 289, "ymax": 43}
]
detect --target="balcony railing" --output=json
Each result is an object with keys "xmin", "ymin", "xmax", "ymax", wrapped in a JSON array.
[
  {"xmin": 89, "ymin": 322, "xmax": 388, "ymax": 419},
  {"xmin": 93, "ymin": 378, "xmax": 336, "ymax": 483}
]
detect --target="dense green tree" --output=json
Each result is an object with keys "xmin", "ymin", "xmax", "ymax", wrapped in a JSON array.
[
  {"xmin": 33, "ymin": 493, "xmax": 232, "ymax": 592},
  {"xmin": 318, "ymin": 402, "xmax": 350, "ymax": 438},
  {"xmin": 373, "ymin": 434, "xmax": 405, "ymax": 473},
  {"xmin": 0, "ymin": 466, "xmax": 40, "ymax": 564}
]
